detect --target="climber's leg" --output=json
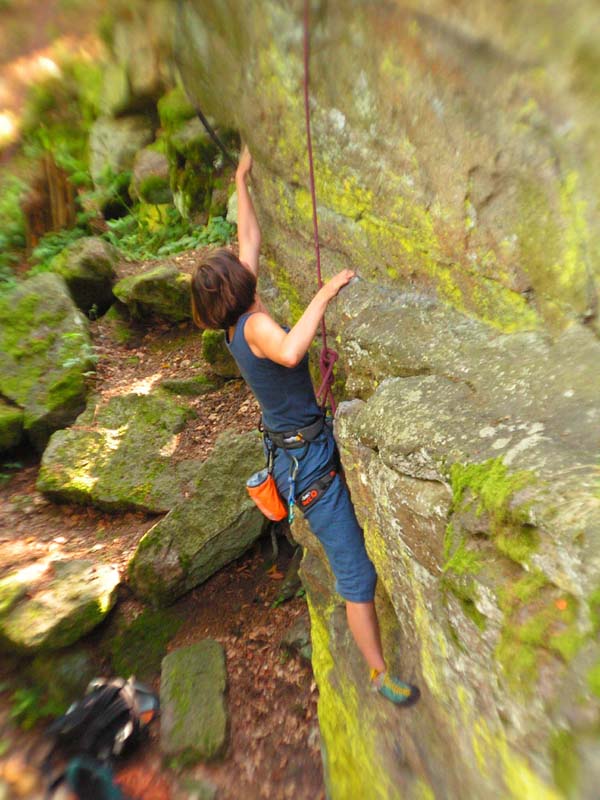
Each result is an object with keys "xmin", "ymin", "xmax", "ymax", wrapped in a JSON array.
[{"xmin": 345, "ymin": 599, "xmax": 386, "ymax": 672}]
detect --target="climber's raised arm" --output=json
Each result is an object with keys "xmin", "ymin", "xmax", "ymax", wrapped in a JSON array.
[
  {"xmin": 236, "ymin": 145, "xmax": 261, "ymax": 277},
  {"xmin": 245, "ymin": 269, "xmax": 355, "ymax": 367}
]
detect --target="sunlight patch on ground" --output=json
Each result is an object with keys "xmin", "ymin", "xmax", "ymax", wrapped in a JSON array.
[
  {"xmin": 159, "ymin": 433, "xmax": 181, "ymax": 458},
  {"xmin": 0, "ymin": 110, "xmax": 18, "ymax": 148}
]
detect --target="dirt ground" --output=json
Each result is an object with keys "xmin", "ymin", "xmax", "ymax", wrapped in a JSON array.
[{"xmin": 0, "ymin": 305, "xmax": 325, "ymax": 800}]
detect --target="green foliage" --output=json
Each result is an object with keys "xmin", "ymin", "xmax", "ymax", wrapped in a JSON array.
[
  {"xmin": 0, "ymin": 176, "xmax": 27, "ymax": 289},
  {"xmin": 104, "ymin": 208, "xmax": 235, "ymax": 261},
  {"xmin": 59, "ymin": 331, "xmax": 98, "ymax": 373},
  {"xmin": 9, "ymin": 686, "xmax": 65, "ymax": 730},
  {"xmin": 0, "ymin": 461, "xmax": 23, "ymax": 485},
  {"xmin": 29, "ymin": 227, "xmax": 89, "ymax": 274}
]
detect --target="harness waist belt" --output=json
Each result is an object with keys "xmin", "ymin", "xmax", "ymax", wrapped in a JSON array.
[{"xmin": 264, "ymin": 415, "xmax": 325, "ymax": 450}]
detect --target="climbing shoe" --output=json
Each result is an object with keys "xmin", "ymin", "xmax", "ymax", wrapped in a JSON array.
[{"xmin": 370, "ymin": 669, "xmax": 420, "ymax": 707}]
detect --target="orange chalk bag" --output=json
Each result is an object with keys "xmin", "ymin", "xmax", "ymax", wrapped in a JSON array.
[{"xmin": 246, "ymin": 443, "xmax": 287, "ymax": 522}]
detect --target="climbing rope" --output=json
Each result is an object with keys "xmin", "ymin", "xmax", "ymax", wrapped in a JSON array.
[{"xmin": 303, "ymin": 0, "xmax": 339, "ymax": 414}]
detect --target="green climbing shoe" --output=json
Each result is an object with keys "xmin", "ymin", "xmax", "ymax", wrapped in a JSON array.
[{"xmin": 370, "ymin": 669, "xmax": 420, "ymax": 707}]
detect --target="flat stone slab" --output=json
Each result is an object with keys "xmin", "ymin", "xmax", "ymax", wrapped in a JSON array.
[
  {"xmin": 160, "ymin": 640, "xmax": 227, "ymax": 765},
  {"xmin": 0, "ymin": 560, "xmax": 119, "ymax": 654},
  {"xmin": 37, "ymin": 391, "xmax": 198, "ymax": 513},
  {"xmin": 128, "ymin": 430, "xmax": 264, "ymax": 604}
]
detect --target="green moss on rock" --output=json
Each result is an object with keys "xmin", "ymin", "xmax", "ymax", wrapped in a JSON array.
[{"xmin": 109, "ymin": 609, "xmax": 182, "ymax": 680}]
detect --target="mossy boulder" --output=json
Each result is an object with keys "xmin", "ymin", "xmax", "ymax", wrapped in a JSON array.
[
  {"xmin": 201, "ymin": 329, "xmax": 239, "ymax": 378},
  {"xmin": 107, "ymin": 608, "xmax": 182, "ymax": 681},
  {"xmin": 160, "ymin": 640, "xmax": 227, "ymax": 765},
  {"xmin": 27, "ymin": 648, "xmax": 97, "ymax": 712},
  {"xmin": 0, "ymin": 273, "xmax": 95, "ymax": 451},
  {"xmin": 50, "ymin": 236, "xmax": 118, "ymax": 315},
  {"xmin": 0, "ymin": 401, "xmax": 23, "ymax": 452},
  {"xmin": 37, "ymin": 392, "xmax": 198, "ymax": 513},
  {"xmin": 113, "ymin": 265, "xmax": 191, "ymax": 322},
  {"xmin": 0, "ymin": 560, "xmax": 119, "ymax": 654},
  {"xmin": 160, "ymin": 375, "xmax": 216, "ymax": 396},
  {"xmin": 109, "ymin": 0, "xmax": 172, "ymax": 101},
  {"xmin": 130, "ymin": 148, "xmax": 172, "ymax": 204},
  {"xmin": 128, "ymin": 430, "xmax": 263, "ymax": 605},
  {"xmin": 157, "ymin": 86, "xmax": 196, "ymax": 134},
  {"xmin": 89, "ymin": 115, "xmax": 154, "ymax": 186},
  {"xmin": 165, "ymin": 118, "xmax": 219, "ymax": 219}
]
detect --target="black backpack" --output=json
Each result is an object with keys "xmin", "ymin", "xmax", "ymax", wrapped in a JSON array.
[{"xmin": 42, "ymin": 677, "xmax": 158, "ymax": 799}]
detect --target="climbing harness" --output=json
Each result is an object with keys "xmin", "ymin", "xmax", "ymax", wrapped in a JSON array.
[
  {"xmin": 303, "ymin": 0, "xmax": 340, "ymax": 414},
  {"xmin": 258, "ymin": 413, "xmax": 339, "ymax": 524},
  {"xmin": 174, "ymin": 0, "xmax": 237, "ymax": 167}
]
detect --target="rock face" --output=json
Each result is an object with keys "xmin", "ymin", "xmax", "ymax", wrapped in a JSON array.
[
  {"xmin": 50, "ymin": 237, "xmax": 118, "ymax": 315},
  {"xmin": 174, "ymin": 4, "xmax": 600, "ymax": 797},
  {"xmin": 37, "ymin": 392, "xmax": 197, "ymax": 513},
  {"xmin": 113, "ymin": 265, "xmax": 191, "ymax": 322},
  {"xmin": 160, "ymin": 640, "xmax": 228, "ymax": 765},
  {"xmin": 307, "ymin": 284, "xmax": 600, "ymax": 800},
  {"xmin": 179, "ymin": 0, "xmax": 599, "ymax": 335},
  {"xmin": 0, "ymin": 273, "xmax": 95, "ymax": 450},
  {"xmin": 0, "ymin": 561, "xmax": 119, "ymax": 654},
  {"xmin": 128, "ymin": 431, "xmax": 264, "ymax": 605}
]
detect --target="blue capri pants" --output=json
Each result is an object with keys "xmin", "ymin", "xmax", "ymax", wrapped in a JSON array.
[{"xmin": 270, "ymin": 425, "xmax": 377, "ymax": 603}]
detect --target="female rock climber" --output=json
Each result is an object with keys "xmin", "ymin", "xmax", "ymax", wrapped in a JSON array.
[{"xmin": 190, "ymin": 145, "xmax": 419, "ymax": 707}]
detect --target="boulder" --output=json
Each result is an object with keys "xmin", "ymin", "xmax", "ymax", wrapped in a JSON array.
[
  {"xmin": 160, "ymin": 375, "xmax": 216, "ymax": 396},
  {"xmin": 0, "ymin": 561, "xmax": 119, "ymax": 654},
  {"xmin": 107, "ymin": 608, "xmax": 182, "ymax": 681},
  {"xmin": 128, "ymin": 430, "xmax": 264, "ymax": 605},
  {"xmin": 160, "ymin": 640, "xmax": 227, "ymax": 765},
  {"xmin": 28, "ymin": 649, "xmax": 97, "ymax": 712},
  {"xmin": 0, "ymin": 401, "xmax": 23, "ymax": 452},
  {"xmin": 113, "ymin": 265, "xmax": 191, "ymax": 322},
  {"xmin": 111, "ymin": 0, "xmax": 172, "ymax": 101},
  {"xmin": 130, "ymin": 148, "xmax": 172, "ymax": 205},
  {"xmin": 50, "ymin": 237, "xmax": 118, "ymax": 315},
  {"xmin": 0, "ymin": 273, "xmax": 94, "ymax": 451},
  {"xmin": 201, "ymin": 329, "xmax": 239, "ymax": 378},
  {"xmin": 89, "ymin": 115, "xmax": 154, "ymax": 186},
  {"xmin": 99, "ymin": 61, "xmax": 131, "ymax": 116},
  {"xmin": 37, "ymin": 392, "xmax": 198, "ymax": 513},
  {"xmin": 157, "ymin": 86, "xmax": 196, "ymax": 134},
  {"xmin": 166, "ymin": 118, "xmax": 218, "ymax": 219}
]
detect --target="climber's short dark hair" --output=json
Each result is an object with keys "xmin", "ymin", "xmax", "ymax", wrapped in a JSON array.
[{"xmin": 190, "ymin": 248, "xmax": 257, "ymax": 330}]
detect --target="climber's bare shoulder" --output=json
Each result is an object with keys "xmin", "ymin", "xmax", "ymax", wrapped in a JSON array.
[{"xmin": 244, "ymin": 307, "xmax": 286, "ymax": 360}]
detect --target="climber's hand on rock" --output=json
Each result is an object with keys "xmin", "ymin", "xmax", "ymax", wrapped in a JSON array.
[
  {"xmin": 237, "ymin": 145, "xmax": 253, "ymax": 180},
  {"xmin": 324, "ymin": 269, "xmax": 356, "ymax": 301}
]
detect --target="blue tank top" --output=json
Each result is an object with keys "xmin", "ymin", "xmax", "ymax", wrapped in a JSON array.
[{"xmin": 225, "ymin": 312, "xmax": 322, "ymax": 433}]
